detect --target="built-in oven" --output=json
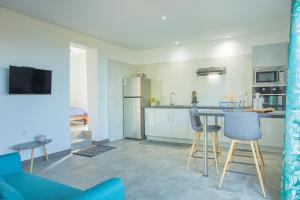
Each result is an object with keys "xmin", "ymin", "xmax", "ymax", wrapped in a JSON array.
[
  {"xmin": 254, "ymin": 67, "xmax": 286, "ymax": 86},
  {"xmin": 253, "ymin": 86, "xmax": 286, "ymax": 111}
]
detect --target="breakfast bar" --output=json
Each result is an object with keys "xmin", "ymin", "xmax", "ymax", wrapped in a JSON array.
[
  {"xmin": 196, "ymin": 109, "xmax": 285, "ymax": 176},
  {"xmin": 145, "ymin": 105, "xmax": 285, "ymax": 176}
]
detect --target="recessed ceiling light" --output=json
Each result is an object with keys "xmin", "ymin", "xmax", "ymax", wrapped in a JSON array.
[
  {"xmin": 162, "ymin": 16, "xmax": 167, "ymax": 21},
  {"xmin": 175, "ymin": 41, "xmax": 179, "ymax": 45}
]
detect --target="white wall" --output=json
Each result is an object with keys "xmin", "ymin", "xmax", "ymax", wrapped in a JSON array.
[
  {"xmin": 0, "ymin": 7, "xmax": 135, "ymax": 160},
  {"xmin": 70, "ymin": 48, "xmax": 88, "ymax": 111},
  {"xmin": 135, "ymin": 30, "xmax": 289, "ymax": 65},
  {"xmin": 108, "ymin": 60, "xmax": 136, "ymax": 141},
  {"xmin": 138, "ymin": 55, "xmax": 252, "ymax": 105}
]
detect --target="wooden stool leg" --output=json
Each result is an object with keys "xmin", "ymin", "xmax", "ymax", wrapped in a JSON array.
[
  {"xmin": 195, "ymin": 132, "xmax": 201, "ymax": 151},
  {"xmin": 186, "ymin": 132, "xmax": 198, "ymax": 169},
  {"xmin": 226, "ymin": 141, "xmax": 236, "ymax": 175},
  {"xmin": 255, "ymin": 141, "xmax": 265, "ymax": 166},
  {"xmin": 212, "ymin": 132, "xmax": 219, "ymax": 175},
  {"xmin": 254, "ymin": 141, "xmax": 263, "ymax": 167},
  {"xmin": 43, "ymin": 145, "xmax": 49, "ymax": 162},
  {"xmin": 250, "ymin": 141, "xmax": 266, "ymax": 198},
  {"xmin": 216, "ymin": 133, "xmax": 220, "ymax": 155},
  {"xmin": 254, "ymin": 141, "xmax": 265, "ymax": 183},
  {"xmin": 219, "ymin": 140, "xmax": 235, "ymax": 189},
  {"xmin": 30, "ymin": 148, "xmax": 34, "ymax": 174}
]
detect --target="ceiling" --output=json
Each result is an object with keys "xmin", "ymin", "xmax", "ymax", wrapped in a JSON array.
[{"xmin": 0, "ymin": 0, "xmax": 291, "ymax": 50}]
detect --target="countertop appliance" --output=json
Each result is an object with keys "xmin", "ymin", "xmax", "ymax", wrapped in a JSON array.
[
  {"xmin": 254, "ymin": 67, "xmax": 286, "ymax": 86},
  {"xmin": 123, "ymin": 77, "xmax": 151, "ymax": 139}
]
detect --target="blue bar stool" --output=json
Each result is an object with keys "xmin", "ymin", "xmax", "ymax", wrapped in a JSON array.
[
  {"xmin": 218, "ymin": 112, "xmax": 266, "ymax": 198},
  {"xmin": 186, "ymin": 108, "xmax": 221, "ymax": 175}
]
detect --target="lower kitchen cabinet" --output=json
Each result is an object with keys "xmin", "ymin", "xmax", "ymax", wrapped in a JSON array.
[
  {"xmin": 145, "ymin": 108, "xmax": 190, "ymax": 139},
  {"xmin": 168, "ymin": 109, "xmax": 189, "ymax": 139},
  {"xmin": 145, "ymin": 108, "xmax": 156, "ymax": 136},
  {"xmin": 145, "ymin": 108, "xmax": 284, "ymax": 151},
  {"xmin": 155, "ymin": 108, "xmax": 173, "ymax": 137}
]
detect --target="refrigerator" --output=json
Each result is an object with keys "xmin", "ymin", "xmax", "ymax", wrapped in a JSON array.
[{"xmin": 123, "ymin": 77, "xmax": 151, "ymax": 139}]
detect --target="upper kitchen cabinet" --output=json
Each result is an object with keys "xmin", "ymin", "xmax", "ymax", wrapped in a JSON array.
[{"xmin": 252, "ymin": 42, "xmax": 289, "ymax": 68}]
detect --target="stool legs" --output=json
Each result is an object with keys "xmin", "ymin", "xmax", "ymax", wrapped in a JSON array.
[
  {"xmin": 255, "ymin": 141, "xmax": 265, "ymax": 166},
  {"xmin": 219, "ymin": 140, "xmax": 235, "ymax": 188},
  {"xmin": 186, "ymin": 132, "xmax": 199, "ymax": 169},
  {"xmin": 219, "ymin": 140, "xmax": 266, "ymax": 198},
  {"xmin": 212, "ymin": 132, "xmax": 219, "ymax": 175},
  {"xmin": 250, "ymin": 141, "xmax": 266, "ymax": 198},
  {"xmin": 186, "ymin": 131, "xmax": 220, "ymax": 175}
]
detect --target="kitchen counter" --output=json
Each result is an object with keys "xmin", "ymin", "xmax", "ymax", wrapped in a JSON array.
[
  {"xmin": 145, "ymin": 105, "xmax": 248, "ymax": 109},
  {"xmin": 144, "ymin": 106, "xmax": 285, "ymax": 153},
  {"xmin": 145, "ymin": 105, "xmax": 285, "ymax": 118}
]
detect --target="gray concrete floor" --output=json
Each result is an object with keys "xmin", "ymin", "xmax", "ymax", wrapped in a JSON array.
[{"xmin": 29, "ymin": 139, "xmax": 281, "ymax": 200}]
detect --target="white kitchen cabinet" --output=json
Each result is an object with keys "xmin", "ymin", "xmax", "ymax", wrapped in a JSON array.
[
  {"xmin": 170, "ymin": 109, "xmax": 190, "ymax": 139},
  {"xmin": 145, "ymin": 108, "xmax": 156, "ymax": 136},
  {"xmin": 259, "ymin": 118, "xmax": 284, "ymax": 148},
  {"xmin": 252, "ymin": 43, "xmax": 289, "ymax": 68},
  {"xmin": 155, "ymin": 109, "xmax": 173, "ymax": 137},
  {"xmin": 145, "ymin": 108, "xmax": 284, "ymax": 151},
  {"xmin": 146, "ymin": 108, "xmax": 190, "ymax": 139}
]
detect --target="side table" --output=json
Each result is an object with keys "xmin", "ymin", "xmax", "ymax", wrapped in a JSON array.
[{"xmin": 12, "ymin": 139, "xmax": 52, "ymax": 173}]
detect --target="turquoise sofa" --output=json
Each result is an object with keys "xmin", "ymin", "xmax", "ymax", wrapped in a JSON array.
[{"xmin": 0, "ymin": 152, "xmax": 124, "ymax": 200}]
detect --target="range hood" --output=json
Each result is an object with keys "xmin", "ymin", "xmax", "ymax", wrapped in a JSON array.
[{"xmin": 196, "ymin": 67, "xmax": 226, "ymax": 76}]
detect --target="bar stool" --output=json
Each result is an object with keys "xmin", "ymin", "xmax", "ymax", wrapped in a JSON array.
[
  {"xmin": 218, "ymin": 112, "xmax": 266, "ymax": 198},
  {"xmin": 186, "ymin": 108, "xmax": 221, "ymax": 175}
]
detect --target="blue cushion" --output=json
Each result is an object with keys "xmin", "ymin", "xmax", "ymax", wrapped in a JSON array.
[
  {"xmin": 0, "ymin": 177, "xmax": 4, "ymax": 182},
  {"xmin": 4, "ymin": 172, "xmax": 82, "ymax": 200},
  {"xmin": 194, "ymin": 125, "xmax": 221, "ymax": 133},
  {"xmin": 0, "ymin": 153, "xmax": 22, "ymax": 177},
  {"xmin": 0, "ymin": 180, "xmax": 24, "ymax": 200},
  {"xmin": 69, "ymin": 178, "xmax": 124, "ymax": 200}
]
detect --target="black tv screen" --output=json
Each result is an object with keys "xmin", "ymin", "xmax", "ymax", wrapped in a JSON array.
[{"xmin": 9, "ymin": 66, "xmax": 52, "ymax": 94}]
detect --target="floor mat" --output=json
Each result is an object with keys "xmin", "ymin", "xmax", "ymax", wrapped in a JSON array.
[{"xmin": 73, "ymin": 144, "xmax": 116, "ymax": 157}]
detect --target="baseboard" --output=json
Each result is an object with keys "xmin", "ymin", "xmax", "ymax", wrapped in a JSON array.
[
  {"xmin": 92, "ymin": 139, "xmax": 109, "ymax": 145},
  {"xmin": 22, "ymin": 149, "xmax": 71, "ymax": 168}
]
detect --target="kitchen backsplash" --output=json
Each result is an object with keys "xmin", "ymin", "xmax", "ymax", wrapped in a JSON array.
[{"xmin": 136, "ymin": 54, "xmax": 252, "ymax": 105}]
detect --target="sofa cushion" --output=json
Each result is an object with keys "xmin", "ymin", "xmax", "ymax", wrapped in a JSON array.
[
  {"xmin": 0, "ymin": 153, "xmax": 22, "ymax": 177},
  {"xmin": 0, "ymin": 180, "xmax": 24, "ymax": 200},
  {"xmin": 4, "ymin": 172, "xmax": 82, "ymax": 200}
]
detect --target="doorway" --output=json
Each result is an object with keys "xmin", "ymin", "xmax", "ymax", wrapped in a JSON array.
[{"xmin": 69, "ymin": 44, "xmax": 91, "ymax": 150}]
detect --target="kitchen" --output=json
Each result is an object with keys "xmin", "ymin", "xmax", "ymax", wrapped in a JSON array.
[{"xmin": 120, "ymin": 42, "xmax": 287, "ymax": 154}]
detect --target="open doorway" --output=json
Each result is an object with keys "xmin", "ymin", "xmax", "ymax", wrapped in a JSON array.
[{"xmin": 69, "ymin": 44, "xmax": 91, "ymax": 150}]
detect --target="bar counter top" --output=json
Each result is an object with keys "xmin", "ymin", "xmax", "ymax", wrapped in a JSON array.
[{"xmin": 145, "ymin": 105, "xmax": 285, "ymax": 118}]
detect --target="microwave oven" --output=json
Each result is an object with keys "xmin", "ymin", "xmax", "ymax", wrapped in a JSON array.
[{"xmin": 254, "ymin": 68, "xmax": 286, "ymax": 85}]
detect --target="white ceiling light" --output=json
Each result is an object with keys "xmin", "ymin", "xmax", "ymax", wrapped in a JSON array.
[
  {"xmin": 225, "ymin": 35, "xmax": 230, "ymax": 38},
  {"xmin": 175, "ymin": 41, "xmax": 179, "ymax": 45},
  {"xmin": 161, "ymin": 16, "xmax": 167, "ymax": 21}
]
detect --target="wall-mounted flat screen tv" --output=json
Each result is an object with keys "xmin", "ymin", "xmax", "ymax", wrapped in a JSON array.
[{"xmin": 9, "ymin": 66, "xmax": 52, "ymax": 94}]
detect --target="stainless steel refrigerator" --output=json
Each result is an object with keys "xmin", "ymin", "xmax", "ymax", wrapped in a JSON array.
[{"xmin": 123, "ymin": 77, "xmax": 151, "ymax": 139}]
